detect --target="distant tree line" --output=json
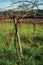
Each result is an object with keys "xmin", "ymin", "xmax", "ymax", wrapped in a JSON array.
[{"xmin": 0, "ymin": 9, "xmax": 43, "ymax": 20}]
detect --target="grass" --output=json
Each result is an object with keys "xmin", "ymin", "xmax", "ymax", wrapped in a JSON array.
[{"xmin": 0, "ymin": 22, "xmax": 43, "ymax": 65}]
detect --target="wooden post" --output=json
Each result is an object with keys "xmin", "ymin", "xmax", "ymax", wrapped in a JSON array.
[
  {"xmin": 14, "ymin": 18, "xmax": 19, "ymax": 58},
  {"xmin": 14, "ymin": 18, "xmax": 22, "ymax": 56},
  {"xmin": 14, "ymin": 17, "xmax": 22, "ymax": 65}
]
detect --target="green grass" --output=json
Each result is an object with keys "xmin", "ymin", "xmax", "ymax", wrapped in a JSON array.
[{"xmin": 0, "ymin": 22, "xmax": 43, "ymax": 65}]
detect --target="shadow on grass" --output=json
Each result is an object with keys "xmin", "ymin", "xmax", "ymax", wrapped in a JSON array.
[
  {"xmin": 20, "ymin": 35, "xmax": 31, "ymax": 43},
  {"xmin": 33, "ymin": 36, "xmax": 43, "ymax": 42}
]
